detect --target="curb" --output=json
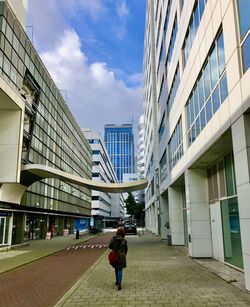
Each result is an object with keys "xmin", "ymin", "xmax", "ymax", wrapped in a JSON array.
[{"xmin": 55, "ymin": 249, "xmax": 109, "ymax": 306}]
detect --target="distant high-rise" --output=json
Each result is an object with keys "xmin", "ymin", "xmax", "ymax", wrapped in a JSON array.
[{"xmin": 104, "ymin": 124, "xmax": 135, "ymax": 182}]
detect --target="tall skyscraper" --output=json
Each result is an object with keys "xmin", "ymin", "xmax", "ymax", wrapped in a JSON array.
[
  {"xmin": 143, "ymin": 0, "xmax": 250, "ymax": 292},
  {"xmin": 104, "ymin": 124, "xmax": 135, "ymax": 182}
]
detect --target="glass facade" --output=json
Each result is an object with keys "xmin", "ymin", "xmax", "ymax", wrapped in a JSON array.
[
  {"xmin": 183, "ymin": 0, "xmax": 208, "ymax": 67},
  {"xmin": 104, "ymin": 125, "xmax": 135, "ymax": 182},
  {"xmin": 237, "ymin": 0, "xmax": 250, "ymax": 73},
  {"xmin": 0, "ymin": 0, "xmax": 92, "ymax": 236},
  {"xmin": 167, "ymin": 64, "xmax": 180, "ymax": 116},
  {"xmin": 187, "ymin": 31, "xmax": 228, "ymax": 146},
  {"xmin": 221, "ymin": 198, "xmax": 243, "ymax": 269},
  {"xmin": 168, "ymin": 118, "xmax": 183, "ymax": 170}
]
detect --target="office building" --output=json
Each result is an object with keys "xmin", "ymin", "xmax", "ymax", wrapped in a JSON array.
[
  {"xmin": 136, "ymin": 115, "xmax": 145, "ymax": 203},
  {"xmin": 0, "ymin": 0, "xmax": 92, "ymax": 246},
  {"xmin": 83, "ymin": 128, "xmax": 125, "ymax": 226},
  {"xmin": 143, "ymin": 0, "xmax": 250, "ymax": 291},
  {"xmin": 104, "ymin": 124, "xmax": 135, "ymax": 182}
]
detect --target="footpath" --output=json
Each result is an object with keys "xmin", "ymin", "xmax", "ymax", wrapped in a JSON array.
[
  {"xmin": 0, "ymin": 232, "xmax": 95, "ymax": 274},
  {"xmin": 57, "ymin": 231, "xmax": 250, "ymax": 307}
]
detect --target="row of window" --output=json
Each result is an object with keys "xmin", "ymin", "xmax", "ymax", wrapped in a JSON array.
[
  {"xmin": 187, "ymin": 31, "xmax": 228, "ymax": 146},
  {"xmin": 183, "ymin": 0, "xmax": 208, "ymax": 67},
  {"xmin": 168, "ymin": 118, "xmax": 183, "ymax": 171},
  {"xmin": 167, "ymin": 65, "xmax": 180, "ymax": 116}
]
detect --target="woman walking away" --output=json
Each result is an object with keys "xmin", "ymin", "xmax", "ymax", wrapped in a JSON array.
[{"xmin": 109, "ymin": 227, "xmax": 128, "ymax": 290}]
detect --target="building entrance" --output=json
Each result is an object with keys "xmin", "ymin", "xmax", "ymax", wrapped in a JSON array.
[{"xmin": 221, "ymin": 197, "xmax": 243, "ymax": 269}]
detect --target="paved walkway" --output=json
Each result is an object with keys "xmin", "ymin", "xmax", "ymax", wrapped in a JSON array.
[{"xmin": 57, "ymin": 232, "xmax": 250, "ymax": 307}]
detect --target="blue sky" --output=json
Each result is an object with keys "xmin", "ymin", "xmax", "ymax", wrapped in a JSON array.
[{"xmin": 27, "ymin": 0, "xmax": 146, "ymax": 139}]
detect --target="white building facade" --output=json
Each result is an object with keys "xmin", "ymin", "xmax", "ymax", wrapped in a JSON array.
[
  {"xmin": 143, "ymin": 0, "xmax": 250, "ymax": 291},
  {"xmin": 83, "ymin": 128, "xmax": 125, "ymax": 226},
  {"xmin": 136, "ymin": 115, "xmax": 145, "ymax": 203}
]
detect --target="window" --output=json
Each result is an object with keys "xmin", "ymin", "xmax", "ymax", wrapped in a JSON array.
[
  {"xmin": 165, "ymin": 16, "xmax": 178, "ymax": 73},
  {"xmin": 158, "ymin": 112, "xmax": 165, "ymax": 142},
  {"xmin": 164, "ymin": 0, "xmax": 173, "ymax": 34},
  {"xmin": 237, "ymin": 0, "xmax": 250, "ymax": 72},
  {"xmin": 167, "ymin": 65, "xmax": 180, "ymax": 115},
  {"xmin": 160, "ymin": 151, "xmax": 167, "ymax": 182},
  {"xmin": 187, "ymin": 31, "xmax": 228, "ymax": 146},
  {"xmin": 183, "ymin": 0, "xmax": 208, "ymax": 67},
  {"xmin": 168, "ymin": 118, "xmax": 183, "ymax": 170}
]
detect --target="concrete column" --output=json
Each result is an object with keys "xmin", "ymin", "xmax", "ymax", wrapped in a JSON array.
[
  {"xmin": 168, "ymin": 187, "xmax": 184, "ymax": 245},
  {"xmin": 232, "ymin": 114, "xmax": 250, "ymax": 292},
  {"xmin": 159, "ymin": 193, "xmax": 168, "ymax": 240},
  {"xmin": 185, "ymin": 169, "xmax": 212, "ymax": 257},
  {"xmin": 7, "ymin": 212, "xmax": 13, "ymax": 246}
]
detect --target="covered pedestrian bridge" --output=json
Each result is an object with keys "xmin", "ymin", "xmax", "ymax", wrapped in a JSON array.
[{"xmin": 0, "ymin": 164, "xmax": 148, "ymax": 205}]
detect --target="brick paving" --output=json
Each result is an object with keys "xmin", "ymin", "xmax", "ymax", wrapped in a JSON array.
[
  {"xmin": 57, "ymin": 231, "xmax": 250, "ymax": 307},
  {"xmin": 0, "ymin": 232, "xmax": 114, "ymax": 307}
]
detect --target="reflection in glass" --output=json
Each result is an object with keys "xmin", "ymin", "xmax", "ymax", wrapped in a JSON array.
[
  {"xmin": 220, "ymin": 73, "xmax": 228, "ymax": 103},
  {"xmin": 212, "ymin": 85, "xmax": 220, "ymax": 114},
  {"xmin": 210, "ymin": 46, "xmax": 218, "ymax": 89},
  {"xmin": 200, "ymin": 108, "xmax": 206, "ymax": 131},
  {"xmin": 221, "ymin": 197, "xmax": 243, "ymax": 269},
  {"xmin": 195, "ymin": 117, "xmax": 200, "ymax": 138},
  {"xmin": 237, "ymin": 0, "xmax": 250, "ymax": 38},
  {"xmin": 198, "ymin": 75, "xmax": 204, "ymax": 108},
  {"xmin": 204, "ymin": 61, "xmax": 211, "ymax": 99},
  {"xmin": 217, "ymin": 32, "xmax": 226, "ymax": 76},
  {"xmin": 242, "ymin": 34, "xmax": 250, "ymax": 73},
  {"xmin": 206, "ymin": 98, "xmax": 212, "ymax": 123}
]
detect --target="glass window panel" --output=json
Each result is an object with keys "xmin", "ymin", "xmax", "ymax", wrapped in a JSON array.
[
  {"xmin": 220, "ymin": 72, "xmax": 228, "ymax": 103},
  {"xmin": 194, "ymin": 86, "xmax": 199, "ymax": 117},
  {"xmin": 210, "ymin": 46, "xmax": 219, "ymax": 89},
  {"xmin": 217, "ymin": 32, "xmax": 226, "ymax": 75},
  {"xmin": 242, "ymin": 33, "xmax": 250, "ymax": 73},
  {"xmin": 190, "ymin": 19, "xmax": 195, "ymax": 45},
  {"xmin": 205, "ymin": 97, "xmax": 212, "ymax": 123},
  {"xmin": 190, "ymin": 95, "xmax": 194, "ymax": 124},
  {"xmin": 188, "ymin": 130, "xmax": 192, "ymax": 146},
  {"xmin": 198, "ymin": 74, "xmax": 205, "ymax": 108},
  {"xmin": 237, "ymin": 0, "xmax": 250, "ymax": 38},
  {"xmin": 187, "ymin": 103, "xmax": 190, "ymax": 129},
  {"xmin": 221, "ymin": 197, "xmax": 244, "ymax": 269},
  {"xmin": 224, "ymin": 153, "xmax": 235, "ymax": 196},
  {"xmin": 194, "ymin": 4, "xmax": 199, "ymax": 33},
  {"xmin": 3, "ymin": 55, "xmax": 10, "ymax": 75},
  {"xmin": 195, "ymin": 117, "xmax": 200, "ymax": 138},
  {"xmin": 199, "ymin": 0, "xmax": 205, "ymax": 19},
  {"xmin": 212, "ymin": 85, "xmax": 220, "ymax": 114},
  {"xmin": 200, "ymin": 108, "xmax": 206, "ymax": 131},
  {"xmin": 191, "ymin": 124, "xmax": 196, "ymax": 142},
  {"xmin": 204, "ymin": 61, "xmax": 211, "ymax": 99}
]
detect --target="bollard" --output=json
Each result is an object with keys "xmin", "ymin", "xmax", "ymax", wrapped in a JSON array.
[{"xmin": 76, "ymin": 229, "xmax": 80, "ymax": 239}]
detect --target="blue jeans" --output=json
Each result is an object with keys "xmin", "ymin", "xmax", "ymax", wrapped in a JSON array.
[{"xmin": 115, "ymin": 268, "xmax": 122, "ymax": 284}]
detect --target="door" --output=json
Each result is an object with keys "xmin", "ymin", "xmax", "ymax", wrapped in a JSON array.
[
  {"xmin": 221, "ymin": 197, "xmax": 244, "ymax": 269},
  {"xmin": 210, "ymin": 202, "xmax": 224, "ymax": 262},
  {"xmin": 0, "ymin": 217, "xmax": 6, "ymax": 245}
]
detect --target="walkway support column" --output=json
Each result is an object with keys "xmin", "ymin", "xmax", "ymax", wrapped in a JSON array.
[
  {"xmin": 185, "ymin": 169, "xmax": 212, "ymax": 257},
  {"xmin": 232, "ymin": 114, "xmax": 250, "ymax": 292},
  {"xmin": 168, "ymin": 187, "xmax": 184, "ymax": 245}
]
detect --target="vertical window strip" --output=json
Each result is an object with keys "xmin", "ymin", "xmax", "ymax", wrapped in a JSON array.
[
  {"xmin": 168, "ymin": 118, "xmax": 183, "ymax": 170},
  {"xmin": 187, "ymin": 30, "xmax": 228, "ymax": 147},
  {"xmin": 158, "ymin": 112, "xmax": 165, "ymax": 143},
  {"xmin": 165, "ymin": 15, "xmax": 178, "ymax": 73},
  {"xmin": 183, "ymin": 0, "xmax": 208, "ymax": 67},
  {"xmin": 160, "ymin": 150, "xmax": 167, "ymax": 183},
  {"xmin": 167, "ymin": 64, "xmax": 180, "ymax": 116}
]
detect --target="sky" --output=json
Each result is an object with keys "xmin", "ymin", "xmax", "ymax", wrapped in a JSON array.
[{"xmin": 26, "ymin": 0, "xmax": 146, "ymax": 141}]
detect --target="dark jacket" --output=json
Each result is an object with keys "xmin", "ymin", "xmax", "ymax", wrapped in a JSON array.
[{"xmin": 109, "ymin": 235, "xmax": 128, "ymax": 269}]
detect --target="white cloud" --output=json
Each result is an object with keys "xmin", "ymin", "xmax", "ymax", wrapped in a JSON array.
[
  {"xmin": 61, "ymin": 0, "xmax": 105, "ymax": 19},
  {"xmin": 116, "ymin": 0, "xmax": 129, "ymax": 19},
  {"xmin": 128, "ymin": 73, "xmax": 142, "ymax": 86},
  {"xmin": 40, "ymin": 29, "xmax": 142, "ymax": 136}
]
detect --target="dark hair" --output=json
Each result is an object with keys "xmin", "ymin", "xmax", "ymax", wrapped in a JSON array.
[{"xmin": 116, "ymin": 227, "xmax": 125, "ymax": 237}]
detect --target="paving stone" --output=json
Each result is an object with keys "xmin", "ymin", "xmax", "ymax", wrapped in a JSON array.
[{"xmin": 56, "ymin": 231, "xmax": 250, "ymax": 307}]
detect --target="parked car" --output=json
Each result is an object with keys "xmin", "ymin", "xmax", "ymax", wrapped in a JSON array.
[{"xmin": 124, "ymin": 224, "xmax": 137, "ymax": 235}]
